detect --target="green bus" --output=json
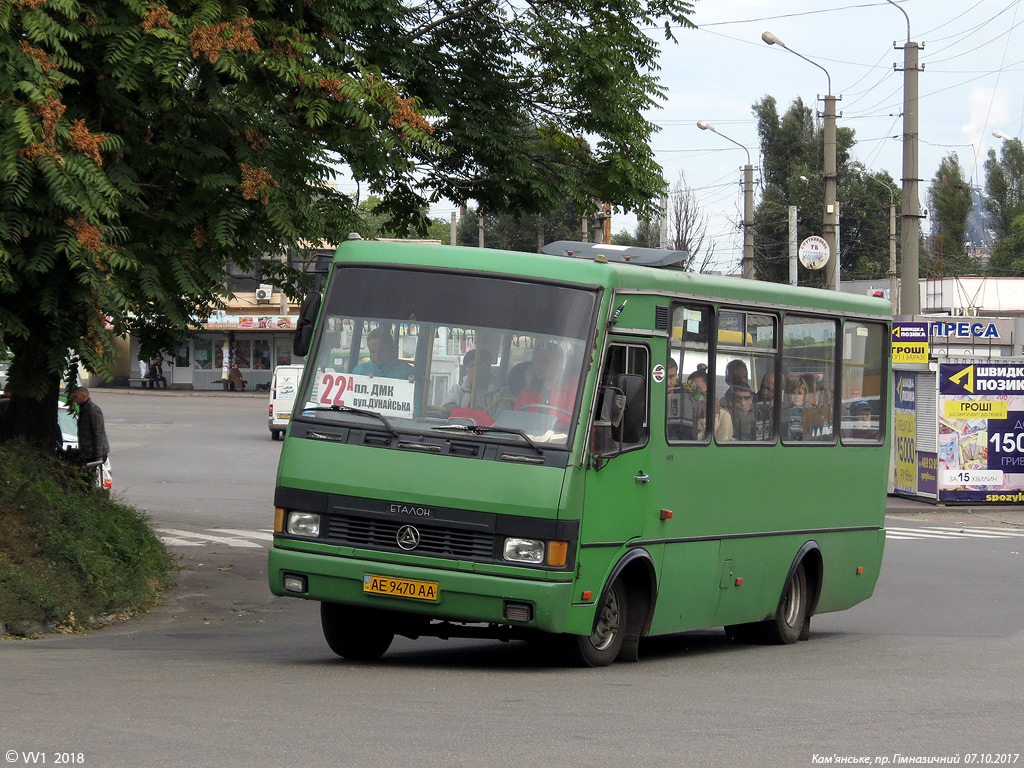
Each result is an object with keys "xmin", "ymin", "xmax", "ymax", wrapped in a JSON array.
[{"xmin": 268, "ymin": 239, "xmax": 890, "ymax": 666}]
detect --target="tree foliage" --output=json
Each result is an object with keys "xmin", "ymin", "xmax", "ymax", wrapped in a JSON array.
[
  {"xmin": 984, "ymin": 138, "xmax": 1024, "ymax": 243},
  {"xmin": 0, "ymin": 0, "xmax": 696, "ymax": 445},
  {"xmin": 749, "ymin": 95, "xmax": 894, "ymax": 285},
  {"xmin": 927, "ymin": 153, "xmax": 974, "ymax": 276},
  {"xmin": 455, "ymin": 202, "xmax": 591, "ymax": 252}
]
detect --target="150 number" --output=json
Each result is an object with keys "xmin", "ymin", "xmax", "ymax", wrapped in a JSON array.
[{"xmin": 989, "ymin": 432, "xmax": 1024, "ymax": 453}]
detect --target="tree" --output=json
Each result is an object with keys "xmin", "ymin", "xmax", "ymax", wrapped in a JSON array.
[
  {"xmin": 989, "ymin": 213, "xmax": 1024, "ymax": 275},
  {"xmin": 455, "ymin": 202, "xmax": 591, "ymax": 252},
  {"xmin": 749, "ymin": 95, "xmax": 892, "ymax": 285},
  {"xmin": 984, "ymin": 137, "xmax": 1024, "ymax": 242},
  {"xmin": 613, "ymin": 219, "xmax": 660, "ymax": 249},
  {"xmin": 665, "ymin": 172, "xmax": 715, "ymax": 271},
  {"xmin": 927, "ymin": 153, "xmax": 974, "ymax": 276},
  {"xmin": 0, "ymin": 0, "xmax": 696, "ymax": 446}
]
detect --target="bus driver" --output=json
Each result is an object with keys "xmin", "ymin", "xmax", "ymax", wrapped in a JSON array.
[{"xmin": 353, "ymin": 326, "xmax": 414, "ymax": 379}]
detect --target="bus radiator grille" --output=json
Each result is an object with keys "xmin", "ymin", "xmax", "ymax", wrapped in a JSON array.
[{"xmin": 326, "ymin": 515, "xmax": 495, "ymax": 560}]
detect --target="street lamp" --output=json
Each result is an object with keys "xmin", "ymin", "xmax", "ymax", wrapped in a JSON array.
[
  {"xmin": 697, "ymin": 120, "xmax": 755, "ymax": 280},
  {"xmin": 993, "ymin": 129, "xmax": 1015, "ymax": 141},
  {"xmin": 762, "ymin": 31, "xmax": 839, "ymax": 291}
]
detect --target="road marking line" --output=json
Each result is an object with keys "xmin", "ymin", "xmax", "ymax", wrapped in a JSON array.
[
  {"xmin": 156, "ymin": 528, "xmax": 263, "ymax": 548},
  {"xmin": 214, "ymin": 528, "xmax": 274, "ymax": 541},
  {"xmin": 158, "ymin": 536, "xmax": 205, "ymax": 547}
]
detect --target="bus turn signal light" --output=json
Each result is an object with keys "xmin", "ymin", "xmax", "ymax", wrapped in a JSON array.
[
  {"xmin": 274, "ymin": 507, "xmax": 285, "ymax": 533},
  {"xmin": 856, "ymin": 567, "xmax": 864, "ymax": 575},
  {"xmin": 546, "ymin": 540, "xmax": 568, "ymax": 567},
  {"xmin": 660, "ymin": 509, "xmax": 673, "ymax": 520}
]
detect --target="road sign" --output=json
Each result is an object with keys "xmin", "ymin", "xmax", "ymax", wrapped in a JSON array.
[{"xmin": 798, "ymin": 235, "xmax": 830, "ymax": 270}]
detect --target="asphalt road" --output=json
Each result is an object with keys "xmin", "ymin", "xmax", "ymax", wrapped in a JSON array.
[{"xmin": 1, "ymin": 391, "xmax": 1022, "ymax": 768}]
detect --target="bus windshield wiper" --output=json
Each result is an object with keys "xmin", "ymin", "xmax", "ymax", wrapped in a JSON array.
[
  {"xmin": 433, "ymin": 424, "xmax": 543, "ymax": 454},
  {"xmin": 302, "ymin": 405, "xmax": 398, "ymax": 438}
]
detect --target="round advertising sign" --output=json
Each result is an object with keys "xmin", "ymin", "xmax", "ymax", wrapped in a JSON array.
[{"xmin": 798, "ymin": 235, "xmax": 830, "ymax": 270}]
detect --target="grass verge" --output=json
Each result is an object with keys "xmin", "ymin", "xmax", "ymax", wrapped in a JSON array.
[{"xmin": 0, "ymin": 441, "xmax": 174, "ymax": 635}]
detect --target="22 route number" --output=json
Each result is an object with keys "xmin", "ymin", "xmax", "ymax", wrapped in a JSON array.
[{"xmin": 319, "ymin": 374, "xmax": 354, "ymax": 406}]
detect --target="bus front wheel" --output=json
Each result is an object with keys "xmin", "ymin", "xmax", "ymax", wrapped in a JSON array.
[
  {"xmin": 320, "ymin": 602, "xmax": 395, "ymax": 661},
  {"xmin": 566, "ymin": 579, "xmax": 627, "ymax": 667}
]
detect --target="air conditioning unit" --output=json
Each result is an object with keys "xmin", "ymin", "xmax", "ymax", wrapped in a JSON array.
[{"xmin": 256, "ymin": 284, "xmax": 274, "ymax": 302}]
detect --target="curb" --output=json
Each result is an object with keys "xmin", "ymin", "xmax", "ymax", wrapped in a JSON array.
[{"xmin": 95, "ymin": 387, "xmax": 264, "ymax": 399}]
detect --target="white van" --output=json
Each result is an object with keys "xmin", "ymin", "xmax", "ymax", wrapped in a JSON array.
[{"xmin": 268, "ymin": 364, "xmax": 304, "ymax": 440}]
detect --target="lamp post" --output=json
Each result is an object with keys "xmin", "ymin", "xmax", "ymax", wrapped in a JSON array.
[
  {"xmin": 697, "ymin": 120, "xmax": 755, "ymax": 279},
  {"xmin": 762, "ymin": 31, "xmax": 839, "ymax": 291},
  {"xmin": 866, "ymin": 175, "xmax": 900, "ymax": 316}
]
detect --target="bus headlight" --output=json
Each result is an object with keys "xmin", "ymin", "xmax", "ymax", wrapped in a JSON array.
[
  {"xmin": 503, "ymin": 537, "xmax": 545, "ymax": 564},
  {"xmin": 287, "ymin": 512, "xmax": 321, "ymax": 537}
]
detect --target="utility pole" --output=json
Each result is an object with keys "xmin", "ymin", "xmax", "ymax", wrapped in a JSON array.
[
  {"xmin": 762, "ymin": 32, "xmax": 839, "ymax": 289},
  {"xmin": 888, "ymin": 197, "xmax": 898, "ymax": 314},
  {"xmin": 823, "ymin": 93, "xmax": 839, "ymax": 291},
  {"xmin": 888, "ymin": 0, "xmax": 922, "ymax": 316},
  {"xmin": 660, "ymin": 187, "xmax": 669, "ymax": 249},
  {"xmin": 898, "ymin": 39, "xmax": 922, "ymax": 316},
  {"xmin": 789, "ymin": 206, "xmax": 798, "ymax": 285}
]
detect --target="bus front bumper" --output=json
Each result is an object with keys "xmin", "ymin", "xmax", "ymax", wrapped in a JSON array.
[{"xmin": 268, "ymin": 545, "xmax": 575, "ymax": 634}]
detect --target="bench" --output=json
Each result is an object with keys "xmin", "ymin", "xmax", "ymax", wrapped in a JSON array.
[
  {"xmin": 129, "ymin": 378, "xmax": 149, "ymax": 389},
  {"xmin": 216, "ymin": 378, "xmax": 248, "ymax": 391}
]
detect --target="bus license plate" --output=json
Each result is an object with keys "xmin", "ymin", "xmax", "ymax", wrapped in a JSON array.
[{"xmin": 363, "ymin": 574, "xmax": 439, "ymax": 601}]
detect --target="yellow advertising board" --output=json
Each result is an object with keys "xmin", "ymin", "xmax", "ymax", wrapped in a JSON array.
[
  {"xmin": 943, "ymin": 400, "xmax": 1008, "ymax": 420},
  {"xmin": 892, "ymin": 322, "xmax": 929, "ymax": 364},
  {"xmin": 894, "ymin": 410, "xmax": 916, "ymax": 491}
]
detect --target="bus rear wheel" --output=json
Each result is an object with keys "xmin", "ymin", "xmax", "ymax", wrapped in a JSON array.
[
  {"xmin": 566, "ymin": 579, "xmax": 627, "ymax": 667},
  {"xmin": 761, "ymin": 561, "xmax": 809, "ymax": 645},
  {"xmin": 320, "ymin": 602, "xmax": 395, "ymax": 660}
]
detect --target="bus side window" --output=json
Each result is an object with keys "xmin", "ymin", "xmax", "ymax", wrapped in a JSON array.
[
  {"xmin": 667, "ymin": 304, "xmax": 711, "ymax": 443},
  {"xmin": 594, "ymin": 343, "xmax": 649, "ymax": 454},
  {"xmin": 781, "ymin": 315, "xmax": 838, "ymax": 444},
  {"xmin": 841, "ymin": 321, "xmax": 886, "ymax": 443}
]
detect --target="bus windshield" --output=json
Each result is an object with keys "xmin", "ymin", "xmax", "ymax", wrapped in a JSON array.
[{"xmin": 297, "ymin": 266, "xmax": 600, "ymax": 448}]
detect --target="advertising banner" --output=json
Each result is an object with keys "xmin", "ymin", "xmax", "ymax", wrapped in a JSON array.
[
  {"xmin": 938, "ymin": 362, "xmax": 1024, "ymax": 502},
  {"xmin": 892, "ymin": 322, "xmax": 929, "ymax": 364},
  {"xmin": 893, "ymin": 372, "xmax": 917, "ymax": 494}
]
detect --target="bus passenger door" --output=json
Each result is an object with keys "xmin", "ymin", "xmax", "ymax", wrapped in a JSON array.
[{"xmin": 582, "ymin": 342, "xmax": 656, "ymax": 550}]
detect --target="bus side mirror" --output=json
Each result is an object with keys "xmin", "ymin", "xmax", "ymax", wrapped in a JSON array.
[
  {"xmin": 592, "ymin": 373, "xmax": 646, "ymax": 465},
  {"xmin": 293, "ymin": 292, "xmax": 322, "ymax": 357}
]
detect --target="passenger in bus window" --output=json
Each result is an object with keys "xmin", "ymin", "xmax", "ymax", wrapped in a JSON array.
[
  {"xmin": 666, "ymin": 359, "xmax": 681, "ymax": 392},
  {"xmin": 781, "ymin": 375, "xmax": 807, "ymax": 441},
  {"xmin": 845, "ymin": 399, "xmax": 876, "ymax": 439},
  {"xmin": 724, "ymin": 359, "xmax": 749, "ymax": 391},
  {"xmin": 447, "ymin": 348, "xmax": 500, "ymax": 410},
  {"xmin": 801, "ymin": 375, "xmax": 829, "ymax": 440},
  {"xmin": 668, "ymin": 364, "xmax": 706, "ymax": 440},
  {"xmin": 353, "ymin": 326, "xmax": 414, "ymax": 379},
  {"xmin": 686, "ymin": 369, "xmax": 709, "ymax": 440},
  {"xmin": 756, "ymin": 370, "xmax": 777, "ymax": 440},
  {"xmin": 723, "ymin": 382, "xmax": 756, "ymax": 440}
]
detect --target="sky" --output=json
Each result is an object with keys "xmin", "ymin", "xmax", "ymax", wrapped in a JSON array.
[
  {"xmin": 638, "ymin": 0, "xmax": 1024, "ymax": 274},
  {"xmin": 361, "ymin": 1, "xmax": 1023, "ymax": 275}
]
